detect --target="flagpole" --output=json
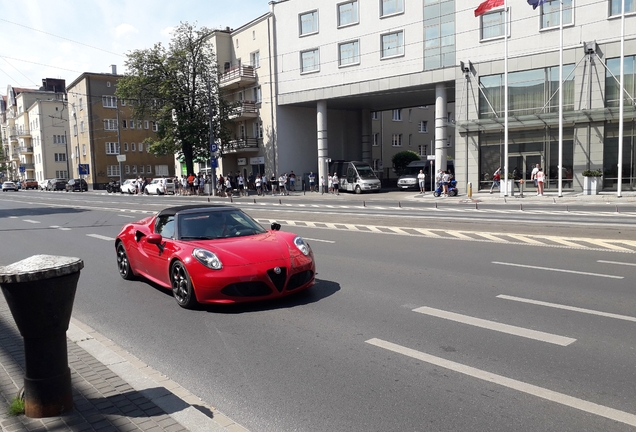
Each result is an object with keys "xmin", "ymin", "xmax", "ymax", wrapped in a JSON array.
[
  {"xmin": 503, "ymin": 0, "xmax": 509, "ymax": 197},
  {"xmin": 558, "ymin": 0, "xmax": 563, "ymax": 197},
  {"xmin": 617, "ymin": 0, "xmax": 625, "ymax": 198}
]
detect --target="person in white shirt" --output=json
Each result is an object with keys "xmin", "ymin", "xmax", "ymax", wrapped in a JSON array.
[
  {"xmin": 279, "ymin": 174, "xmax": 288, "ymax": 196},
  {"xmin": 237, "ymin": 175, "xmax": 245, "ymax": 196},
  {"xmin": 255, "ymin": 175, "xmax": 262, "ymax": 196},
  {"xmin": 417, "ymin": 169, "xmax": 426, "ymax": 194},
  {"xmin": 331, "ymin": 173, "xmax": 339, "ymax": 195},
  {"xmin": 531, "ymin": 164, "xmax": 540, "ymax": 188}
]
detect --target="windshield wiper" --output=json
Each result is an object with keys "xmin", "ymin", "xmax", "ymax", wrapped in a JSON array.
[{"xmin": 180, "ymin": 236, "xmax": 217, "ymax": 240}]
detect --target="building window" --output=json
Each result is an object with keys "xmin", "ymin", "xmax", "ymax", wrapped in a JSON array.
[
  {"xmin": 124, "ymin": 142, "xmax": 128, "ymax": 152},
  {"xmin": 102, "ymin": 96, "xmax": 117, "ymax": 108},
  {"xmin": 606, "ymin": 55, "xmax": 636, "ymax": 107},
  {"xmin": 56, "ymin": 170, "xmax": 68, "ymax": 179},
  {"xmin": 79, "ymin": 98, "xmax": 83, "ymax": 110},
  {"xmin": 392, "ymin": 109, "xmax": 402, "ymax": 121},
  {"xmin": 392, "ymin": 134, "xmax": 403, "ymax": 146},
  {"xmin": 610, "ymin": 0, "xmax": 636, "ymax": 16},
  {"xmin": 419, "ymin": 121, "xmax": 428, "ymax": 133},
  {"xmin": 106, "ymin": 142, "xmax": 120, "ymax": 154},
  {"xmin": 82, "ymin": 144, "xmax": 86, "ymax": 156},
  {"xmin": 251, "ymin": 51, "xmax": 260, "ymax": 68},
  {"xmin": 481, "ymin": 10, "xmax": 506, "ymax": 40},
  {"xmin": 122, "ymin": 120, "xmax": 127, "ymax": 129},
  {"xmin": 54, "ymin": 153, "xmax": 66, "ymax": 162},
  {"xmin": 129, "ymin": 120, "xmax": 135, "ymax": 129},
  {"xmin": 301, "ymin": 49, "xmax": 320, "ymax": 73},
  {"xmin": 254, "ymin": 86, "xmax": 262, "ymax": 103},
  {"xmin": 152, "ymin": 121, "xmax": 158, "ymax": 132},
  {"xmin": 541, "ymin": 0, "xmax": 573, "ymax": 29},
  {"xmin": 132, "ymin": 165, "xmax": 137, "ymax": 174},
  {"xmin": 107, "ymin": 82, "xmax": 111, "ymax": 87},
  {"xmin": 53, "ymin": 135, "xmax": 66, "ymax": 144},
  {"xmin": 381, "ymin": 31, "xmax": 404, "ymax": 58},
  {"xmin": 137, "ymin": 122, "xmax": 142, "ymax": 129},
  {"xmin": 121, "ymin": 99, "xmax": 126, "ymax": 106},
  {"xmin": 73, "ymin": 124, "xmax": 78, "ymax": 136},
  {"xmin": 139, "ymin": 142, "xmax": 144, "ymax": 152},
  {"xmin": 80, "ymin": 121, "xmax": 85, "ymax": 133},
  {"xmin": 139, "ymin": 165, "xmax": 145, "ymax": 174},
  {"xmin": 418, "ymin": 145, "xmax": 426, "ymax": 156},
  {"xmin": 371, "ymin": 111, "xmax": 379, "ymax": 120},
  {"xmin": 104, "ymin": 119, "xmax": 118, "ymax": 130},
  {"xmin": 147, "ymin": 165, "xmax": 152, "ymax": 174},
  {"xmin": 339, "ymin": 40, "xmax": 360, "ymax": 66},
  {"xmin": 299, "ymin": 10, "xmax": 319, "ymax": 35},
  {"xmin": 131, "ymin": 142, "xmax": 136, "ymax": 152},
  {"xmin": 144, "ymin": 120, "xmax": 149, "ymax": 129},
  {"xmin": 381, "ymin": 0, "xmax": 404, "ymax": 17},
  {"xmin": 125, "ymin": 165, "xmax": 130, "ymax": 174},
  {"xmin": 338, "ymin": 1, "xmax": 359, "ymax": 27},
  {"xmin": 107, "ymin": 165, "xmax": 120, "ymax": 176},
  {"xmin": 373, "ymin": 132, "xmax": 380, "ymax": 146}
]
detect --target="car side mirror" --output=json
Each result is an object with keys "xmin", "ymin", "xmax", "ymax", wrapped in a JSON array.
[
  {"xmin": 271, "ymin": 222, "xmax": 281, "ymax": 231},
  {"xmin": 146, "ymin": 233, "xmax": 163, "ymax": 245}
]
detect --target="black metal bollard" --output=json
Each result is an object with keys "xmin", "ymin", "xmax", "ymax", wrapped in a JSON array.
[{"xmin": 0, "ymin": 255, "xmax": 83, "ymax": 418}]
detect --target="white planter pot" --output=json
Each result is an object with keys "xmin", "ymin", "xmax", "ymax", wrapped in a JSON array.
[
  {"xmin": 499, "ymin": 179, "xmax": 514, "ymax": 197},
  {"xmin": 583, "ymin": 176, "xmax": 600, "ymax": 195}
]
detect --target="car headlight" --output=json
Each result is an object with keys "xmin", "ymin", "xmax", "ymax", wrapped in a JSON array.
[
  {"xmin": 193, "ymin": 248, "xmax": 223, "ymax": 270},
  {"xmin": 293, "ymin": 236, "xmax": 310, "ymax": 256}
]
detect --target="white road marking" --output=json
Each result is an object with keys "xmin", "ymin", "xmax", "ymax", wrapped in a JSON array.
[
  {"xmin": 59, "ymin": 228, "xmax": 71, "ymax": 231},
  {"xmin": 597, "ymin": 260, "xmax": 636, "ymax": 267},
  {"xmin": 497, "ymin": 294, "xmax": 636, "ymax": 322},
  {"xmin": 118, "ymin": 214, "xmax": 136, "ymax": 218},
  {"xmin": 506, "ymin": 234, "xmax": 544, "ymax": 245},
  {"xmin": 412, "ymin": 228, "xmax": 441, "ymax": 237},
  {"xmin": 388, "ymin": 227, "xmax": 410, "ymax": 235},
  {"xmin": 365, "ymin": 338, "xmax": 636, "ymax": 427},
  {"xmin": 303, "ymin": 237, "xmax": 335, "ymax": 243},
  {"xmin": 50, "ymin": 225, "xmax": 60, "ymax": 228},
  {"xmin": 492, "ymin": 262, "xmax": 624, "ymax": 279},
  {"xmin": 412, "ymin": 306, "xmax": 576, "ymax": 346},
  {"xmin": 446, "ymin": 230, "xmax": 473, "ymax": 240},
  {"xmin": 476, "ymin": 233, "xmax": 506, "ymax": 242},
  {"xmin": 87, "ymin": 234, "xmax": 116, "ymax": 241},
  {"xmin": 23, "ymin": 219, "xmax": 40, "ymax": 224},
  {"xmin": 344, "ymin": 224, "xmax": 359, "ymax": 231},
  {"xmin": 537, "ymin": 237, "xmax": 584, "ymax": 248},
  {"xmin": 582, "ymin": 239, "xmax": 632, "ymax": 252}
]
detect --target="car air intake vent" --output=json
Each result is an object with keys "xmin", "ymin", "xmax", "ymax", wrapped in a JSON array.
[
  {"xmin": 267, "ymin": 267, "xmax": 287, "ymax": 292},
  {"xmin": 287, "ymin": 270, "xmax": 314, "ymax": 291},
  {"xmin": 221, "ymin": 282, "xmax": 272, "ymax": 297}
]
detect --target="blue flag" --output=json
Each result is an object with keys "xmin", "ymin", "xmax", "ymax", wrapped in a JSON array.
[{"xmin": 527, "ymin": 0, "xmax": 548, "ymax": 9}]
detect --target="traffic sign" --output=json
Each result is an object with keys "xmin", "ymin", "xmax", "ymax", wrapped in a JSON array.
[
  {"xmin": 19, "ymin": 166, "xmax": 25, "ymax": 173},
  {"xmin": 210, "ymin": 157, "xmax": 218, "ymax": 168},
  {"xmin": 78, "ymin": 164, "xmax": 90, "ymax": 175},
  {"xmin": 210, "ymin": 143, "xmax": 218, "ymax": 152}
]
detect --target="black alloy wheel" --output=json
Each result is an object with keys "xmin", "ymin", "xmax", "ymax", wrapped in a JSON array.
[
  {"xmin": 116, "ymin": 243, "xmax": 135, "ymax": 280},
  {"xmin": 171, "ymin": 261, "xmax": 198, "ymax": 309}
]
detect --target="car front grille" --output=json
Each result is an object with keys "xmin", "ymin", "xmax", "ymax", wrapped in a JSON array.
[
  {"xmin": 287, "ymin": 270, "xmax": 314, "ymax": 291},
  {"xmin": 221, "ymin": 282, "xmax": 272, "ymax": 297},
  {"xmin": 267, "ymin": 267, "xmax": 287, "ymax": 293}
]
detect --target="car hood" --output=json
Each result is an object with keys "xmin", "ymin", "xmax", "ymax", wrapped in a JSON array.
[{"xmin": 184, "ymin": 231, "xmax": 298, "ymax": 266}]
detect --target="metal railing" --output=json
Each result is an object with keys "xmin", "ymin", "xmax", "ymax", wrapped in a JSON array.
[
  {"xmin": 220, "ymin": 65, "xmax": 256, "ymax": 84},
  {"xmin": 225, "ymin": 138, "xmax": 259, "ymax": 151}
]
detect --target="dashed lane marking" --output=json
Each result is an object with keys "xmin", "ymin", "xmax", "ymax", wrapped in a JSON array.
[
  {"xmin": 23, "ymin": 219, "xmax": 40, "ymax": 224},
  {"xmin": 87, "ymin": 234, "xmax": 116, "ymax": 241},
  {"xmin": 497, "ymin": 295, "xmax": 636, "ymax": 322},
  {"xmin": 597, "ymin": 260, "xmax": 636, "ymax": 267},
  {"xmin": 412, "ymin": 306, "xmax": 576, "ymax": 346},
  {"xmin": 492, "ymin": 262, "xmax": 624, "ymax": 279},
  {"xmin": 366, "ymin": 338, "xmax": 636, "ymax": 427}
]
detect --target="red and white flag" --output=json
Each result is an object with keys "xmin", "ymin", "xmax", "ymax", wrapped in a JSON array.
[{"xmin": 474, "ymin": 0, "xmax": 504, "ymax": 17}]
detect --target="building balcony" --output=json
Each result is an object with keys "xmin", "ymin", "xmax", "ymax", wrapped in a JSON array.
[
  {"xmin": 18, "ymin": 129, "xmax": 31, "ymax": 138},
  {"xmin": 224, "ymin": 138, "xmax": 259, "ymax": 153},
  {"xmin": 229, "ymin": 101, "xmax": 259, "ymax": 120},
  {"xmin": 11, "ymin": 152, "xmax": 19, "ymax": 160},
  {"xmin": 20, "ymin": 163, "xmax": 35, "ymax": 170},
  {"xmin": 18, "ymin": 146, "xmax": 34, "ymax": 154},
  {"xmin": 219, "ymin": 65, "xmax": 256, "ymax": 90}
]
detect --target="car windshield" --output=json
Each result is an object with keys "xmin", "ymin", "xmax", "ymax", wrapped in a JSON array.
[
  {"xmin": 178, "ymin": 209, "xmax": 267, "ymax": 240},
  {"xmin": 151, "ymin": 179, "xmax": 161, "ymax": 184},
  {"xmin": 353, "ymin": 164, "xmax": 377, "ymax": 179},
  {"xmin": 402, "ymin": 166, "xmax": 423, "ymax": 176}
]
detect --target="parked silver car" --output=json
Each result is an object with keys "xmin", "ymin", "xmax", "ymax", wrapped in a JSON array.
[{"xmin": 144, "ymin": 178, "xmax": 175, "ymax": 195}]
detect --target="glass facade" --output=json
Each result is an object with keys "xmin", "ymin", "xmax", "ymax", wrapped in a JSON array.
[
  {"xmin": 423, "ymin": 0, "xmax": 455, "ymax": 70},
  {"xmin": 540, "ymin": 0, "xmax": 573, "ymax": 29},
  {"xmin": 604, "ymin": 121, "xmax": 636, "ymax": 191},
  {"xmin": 605, "ymin": 55, "xmax": 636, "ymax": 107}
]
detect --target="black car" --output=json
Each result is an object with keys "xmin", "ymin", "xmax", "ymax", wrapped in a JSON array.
[
  {"xmin": 47, "ymin": 179, "xmax": 68, "ymax": 191},
  {"xmin": 66, "ymin": 178, "xmax": 88, "ymax": 192}
]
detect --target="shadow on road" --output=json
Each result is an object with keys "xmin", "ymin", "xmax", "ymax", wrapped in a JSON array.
[{"xmin": 0, "ymin": 207, "xmax": 89, "ymax": 219}]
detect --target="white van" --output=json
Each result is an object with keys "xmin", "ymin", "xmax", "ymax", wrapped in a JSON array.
[
  {"xmin": 329, "ymin": 160, "xmax": 381, "ymax": 194},
  {"xmin": 398, "ymin": 160, "xmax": 454, "ymax": 191},
  {"xmin": 144, "ymin": 178, "xmax": 175, "ymax": 195}
]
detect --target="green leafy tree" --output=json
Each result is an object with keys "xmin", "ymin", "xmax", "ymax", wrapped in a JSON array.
[
  {"xmin": 392, "ymin": 151, "xmax": 421, "ymax": 175},
  {"xmin": 116, "ymin": 22, "xmax": 232, "ymax": 176}
]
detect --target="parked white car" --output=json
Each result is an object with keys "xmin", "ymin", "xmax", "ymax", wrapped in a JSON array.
[
  {"xmin": 144, "ymin": 178, "xmax": 175, "ymax": 195},
  {"xmin": 120, "ymin": 179, "xmax": 138, "ymax": 194}
]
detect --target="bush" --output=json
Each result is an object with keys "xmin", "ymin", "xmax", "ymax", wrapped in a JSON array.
[
  {"xmin": 582, "ymin": 169, "xmax": 603, "ymax": 177},
  {"xmin": 392, "ymin": 151, "xmax": 421, "ymax": 175}
]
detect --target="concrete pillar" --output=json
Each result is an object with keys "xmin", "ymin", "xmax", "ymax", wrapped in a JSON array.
[
  {"xmin": 435, "ymin": 83, "xmax": 448, "ymax": 174},
  {"xmin": 361, "ymin": 109, "xmax": 372, "ymax": 164},
  {"xmin": 317, "ymin": 100, "xmax": 329, "ymax": 186}
]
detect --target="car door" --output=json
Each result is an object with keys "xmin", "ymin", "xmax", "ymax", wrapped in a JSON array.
[{"xmin": 140, "ymin": 215, "xmax": 178, "ymax": 284}]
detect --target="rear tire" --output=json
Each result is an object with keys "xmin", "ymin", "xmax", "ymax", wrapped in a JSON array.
[
  {"xmin": 450, "ymin": 189, "xmax": 458, "ymax": 197},
  {"xmin": 116, "ymin": 243, "xmax": 135, "ymax": 280},
  {"xmin": 355, "ymin": 185, "xmax": 361, "ymax": 194},
  {"xmin": 433, "ymin": 191, "xmax": 441, "ymax": 197},
  {"xmin": 171, "ymin": 261, "xmax": 198, "ymax": 309}
]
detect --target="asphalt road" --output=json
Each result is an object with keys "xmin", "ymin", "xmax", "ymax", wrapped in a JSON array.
[{"xmin": 1, "ymin": 191, "xmax": 636, "ymax": 431}]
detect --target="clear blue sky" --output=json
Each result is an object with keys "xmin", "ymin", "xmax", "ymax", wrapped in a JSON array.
[{"xmin": 0, "ymin": 0, "xmax": 270, "ymax": 94}]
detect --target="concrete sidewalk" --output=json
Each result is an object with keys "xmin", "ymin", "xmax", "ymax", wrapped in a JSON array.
[{"xmin": 0, "ymin": 297, "xmax": 248, "ymax": 432}]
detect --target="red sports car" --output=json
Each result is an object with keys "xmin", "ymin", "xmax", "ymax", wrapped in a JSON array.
[{"xmin": 115, "ymin": 205, "xmax": 316, "ymax": 308}]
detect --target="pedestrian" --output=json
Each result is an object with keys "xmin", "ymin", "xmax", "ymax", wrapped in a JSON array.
[
  {"xmin": 536, "ymin": 167, "xmax": 545, "ymax": 196},
  {"xmin": 187, "ymin": 173, "xmax": 195, "ymax": 195},
  {"xmin": 193, "ymin": 174, "xmax": 199, "ymax": 196},
  {"xmin": 531, "ymin": 163, "xmax": 540, "ymax": 188},
  {"xmin": 261, "ymin": 173, "xmax": 268, "ymax": 193},
  {"xmin": 328, "ymin": 174, "xmax": 333, "ymax": 194},
  {"xmin": 279, "ymin": 173, "xmax": 288, "ymax": 196},
  {"xmin": 289, "ymin": 171, "xmax": 296, "ymax": 191},
  {"xmin": 255, "ymin": 174, "xmax": 262, "ymax": 196},
  {"xmin": 308, "ymin": 171, "xmax": 316, "ymax": 192},
  {"xmin": 441, "ymin": 170, "xmax": 450, "ymax": 197},
  {"xmin": 490, "ymin": 166, "xmax": 501, "ymax": 194},
  {"xmin": 512, "ymin": 167, "xmax": 521, "ymax": 192},
  {"xmin": 435, "ymin": 169, "xmax": 443, "ymax": 190},
  {"xmin": 417, "ymin": 169, "xmax": 426, "ymax": 194},
  {"xmin": 237, "ymin": 174, "xmax": 245, "ymax": 196},
  {"xmin": 332, "ymin": 173, "xmax": 339, "ymax": 195},
  {"xmin": 320, "ymin": 175, "xmax": 326, "ymax": 194},
  {"xmin": 225, "ymin": 176, "xmax": 233, "ymax": 197},
  {"xmin": 199, "ymin": 174, "xmax": 205, "ymax": 195},
  {"xmin": 270, "ymin": 173, "xmax": 277, "ymax": 195},
  {"xmin": 181, "ymin": 175, "xmax": 188, "ymax": 195}
]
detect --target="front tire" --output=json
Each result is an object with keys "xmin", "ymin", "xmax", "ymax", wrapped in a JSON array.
[
  {"xmin": 355, "ymin": 185, "xmax": 361, "ymax": 194},
  {"xmin": 171, "ymin": 261, "xmax": 198, "ymax": 309},
  {"xmin": 433, "ymin": 191, "xmax": 441, "ymax": 197},
  {"xmin": 116, "ymin": 243, "xmax": 135, "ymax": 280}
]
